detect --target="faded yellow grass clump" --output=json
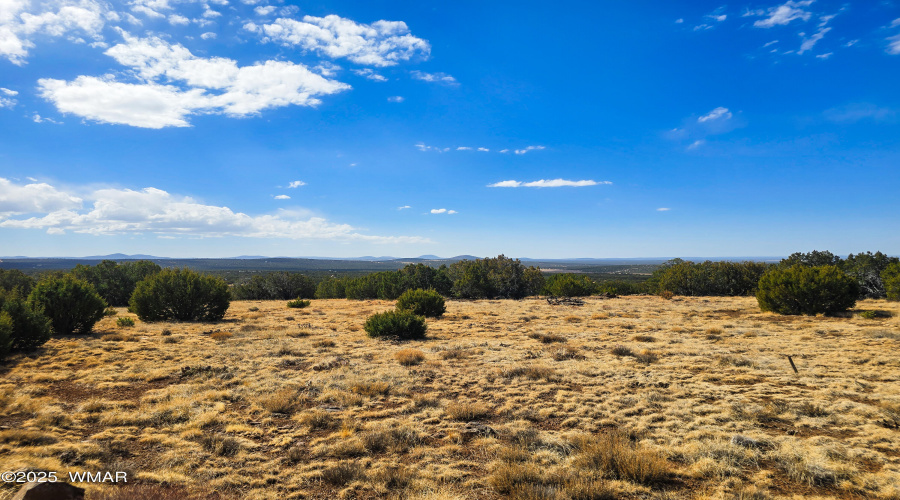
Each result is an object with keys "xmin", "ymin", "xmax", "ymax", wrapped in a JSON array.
[{"xmin": 0, "ymin": 296, "xmax": 898, "ymax": 500}]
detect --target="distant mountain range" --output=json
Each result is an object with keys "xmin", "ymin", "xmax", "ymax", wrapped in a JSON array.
[{"xmin": 0, "ymin": 253, "xmax": 786, "ymax": 264}]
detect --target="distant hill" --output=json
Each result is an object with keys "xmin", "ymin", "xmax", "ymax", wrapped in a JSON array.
[{"xmin": 83, "ymin": 253, "xmax": 169, "ymax": 260}]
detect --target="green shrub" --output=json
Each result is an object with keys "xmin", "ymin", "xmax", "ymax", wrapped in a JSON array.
[
  {"xmin": 364, "ymin": 310, "xmax": 426, "ymax": 340},
  {"xmin": 0, "ymin": 269, "xmax": 36, "ymax": 295},
  {"xmin": 448, "ymin": 255, "xmax": 544, "ymax": 299},
  {"xmin": 756, "ymin": 265, "xmax": 859, "ymax": 315},
  {"xmin": 287, "ymin": 299, "xmax": 311, "ymax": 309},
  {"xmin": 28, "ymin": 275, "xmax": 106, "ymax": 335},
  {"xmin": 232, "ymin": 272, "xmax": 316, "ymax": 300},
  {"xmin": 0, "ymin": 290, "xmax": 52, "ymax": 352},
  {"xmin": 543, "ymin": 274, "xmax": 597, "ymax": 297},
  {"xmin": 0, "ymin": 311, "xmax": 12, "ymax": 358},
  {"xmin": 315, "ymin": 278, "xmax": 347, "ymax": 299},
  {"xmin": 883, "ymin": 262, "xmax": 900, "ymax": 301},
  {"xmin": 129, "ymin": 268, "xmax": 230, "ymax": 322},
  {"xmin": 116, "ymin": 317, "xmax": 135, "ymax": 327},
  {"xmin": 396, "ymin": 289, "xmax": 445, "ymax": 318},
  {"xmin": 72, "ymin": 260, "xmax": 161, "ymax": 306}
]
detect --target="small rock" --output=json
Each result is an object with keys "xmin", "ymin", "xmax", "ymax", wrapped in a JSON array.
[
  {"xmin": 463, "ymin": 421, "xmax": 498, "ymax": 438},
  {"xmin": 12, "ymin": 482, "xmax": 85, "ymax": 500},
  {"xmin": 730, "ymin": 434, "xmax": 770, "ymax": 450}
]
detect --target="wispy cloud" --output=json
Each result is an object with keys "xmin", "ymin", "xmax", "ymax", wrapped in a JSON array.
[
  {"xmin": 352, "ymin": 68, "xmax": 387, "ymax": 81},
  {"xmin": 288, "ymin": 181, "xmax": 306, "ymax": 188},
  {"xmin": 514, "ymin": 145, "xmax": 546, "ymax": 155},
  {"xmin": 823, "ymin": 103, "xmax": 895, "ymax": 123},
  {"xmin": 751, "ymin": 1, "xmax": 813, "ymax": 28},
  {"xmin": 274, "ymin": 194, "xmax": 290, "ymax": 200},
  {"xmin": 488, "ymin": 179, "xmax": 608, "ymax": 188},
  {"xmin": 698, "ymin": 107, "xmax": 732, "ymax": 123},
  {"xmin": 411, "ymin": 71, "xmax": 458, "ymax": 86},
  {"xmin": 430, "ymin": 208, "xmax": 457, "ymax": 214},
  {"xmin": 656, "ymin": 207, "xmax": 671, "ymax": 211},
  {"xmin": 387, "ymin": 96, "xmax": 404, "ymax": 102},
  {"xmin": 397, "ymin": 205, "xmax": 411, "ymax": 210},
  {"xmin": 798, "ymin": 27, "xmax": 830, "ymax": 54}
]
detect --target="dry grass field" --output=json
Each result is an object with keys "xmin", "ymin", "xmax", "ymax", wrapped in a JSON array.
[{"xmin": 1, "ymin": 296, "xmax": 899, "ymax": 500}]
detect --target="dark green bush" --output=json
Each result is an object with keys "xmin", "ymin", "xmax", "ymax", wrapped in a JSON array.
[
  {"xmin": 130, "ymin": 268, "xmax": 230, "ymax": 322},
  {"xmin": 648, "ymin": 259, "xmax": 769, "ymax": 296},
  {"xmin": 364, "ymin": 310, "xmax": 427, "ymax": 340},
  {"xmin": 756, "ymin": 265, "xmax": 859, "ymax": 315},
  {"xmin": 287, "ymin": 299, "xmax": 311, "ymax": 309},
  {"xmin": 72, "ymin": 260, "xmax": 161, "ymax": 306},
  {"xmin": 28, "ymin": 275, "xmax": 106, "ymax": 335},
  {"xmin": 843, "ymin": 252, "xmax": 900, "ymax": 299},
  {"xmin": 543, "ymin": 274, "xmax": 597, "ymax": 297},
  {"xmin": 0, "ymin": 269, "xmax": 35, "ymax": 295},
  {"xmin": 232, "ymin": 272, "xmax": 316, "ymax": 300},
  {"xmin": 315, "ymin": 278, "xmax": 348, "ymax": 299},
  {"xmin": 883, "ymin": 262, "xmax": 900, "ymax": 301},
  {"xmin": 448, "ymin": 255, "xmax": 544, "ymax": 299},
  {"xmin": 116, "ymin": 317, "xmax": 135, "ymax": 327},
  {"xmin": 0, "ymin": 290, "xmax": 51, "ymax": 352},
  {"xmin": 396, "ymin": 289, "xmax": 445, "ymax": 318},
  {"xmin": 0, "ymin": 311, "xmax": 12, "ymax": 358}
]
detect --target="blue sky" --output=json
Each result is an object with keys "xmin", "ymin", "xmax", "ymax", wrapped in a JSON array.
[{"xmin": 1, "ymin": 0, "xmax": 899, "ymax": 258}]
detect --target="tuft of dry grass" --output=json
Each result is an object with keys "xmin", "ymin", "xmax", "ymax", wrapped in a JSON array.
[
  {"xmin": 610, "ymin": 345, "xmax": 633, "ymax": 357},
  {"xmin": 209, "ymin": 331, "xmax": 232, "ymax": 341},
  {"xmin": 395, "ymin": 348, "xmax": 426, "ymax": 366},
  {"xmin": 445, "ymin": 401, "xmax": 492, "ymax": 421},
  {"xmin": 571, "ymin": 431, "xmax": 670, "ymax": 485},
  {"xmin": 528, "ymin": 332, "xmax": 566, "ymax": 343}
]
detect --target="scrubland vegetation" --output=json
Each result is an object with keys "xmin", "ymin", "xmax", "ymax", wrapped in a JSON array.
[{"xmin": 0, "ymin": 251, "xmax": 898, "ymax": 499}]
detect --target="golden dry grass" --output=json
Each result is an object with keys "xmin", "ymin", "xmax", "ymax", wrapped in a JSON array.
[{"xmin": 0, "ymin": 296, "xmax": 899, "ymax": 500}]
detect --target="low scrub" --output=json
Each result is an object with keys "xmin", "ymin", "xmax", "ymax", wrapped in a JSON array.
[
  {"xmin": 571, "ymin": 431, "xmax": 670, "ymax": 485},
  {"xmin": 28, "ymin": 275, "xmax": 106, "ymax": 335},
  {"xmin": 364, "ymin": 310, "xmax": 427, "ymax": 340},
  {"xmin": 0, "ymin": 289, "xmax": 51, "ymax": 356},
  {"xmin": 756, "ymin": 265, "xmax": 858, "ymax": 315},
  {"xmin": 286, "ymin": 298, "xmax": 311, "ymax": 309},
  {"xmin": 396, "ymin": 288, "xmax": 445, "ymax": 318},
  {"xmin": 130, "ymin": 268, "xmax": 230, "ymax": 322}
]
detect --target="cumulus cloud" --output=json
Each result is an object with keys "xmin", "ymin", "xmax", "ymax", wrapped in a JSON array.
[
  {"xmin": 751, "ymin": 1, "xmax": 813, "ymax": 28},
  {"xmin": 698, "ymin": 107, "xmax": 732, "ymax": 122},
  {"xmin": 352, "ymin": 68, "xmax": 387, "ymax": 81},
  {"xmin": 247, "ymin": 14, "xmax": 430, "ymax": 67},
  {"xmin": 487, "ymin": 179, "xmax": 608, "ymax": 188},
  {"xmin": 0, "ymin": 0, "xmax": 107, "ymax": 65},
  {"xmin": 0, "ymin": 177, "xmax": 83, "ymax": 215},
  {"xmin": 410, "ymin": 71, "xmax": 457, "ymax": 85},
  {"xmin": 0, "ymin": 87, "xmax": 17, "ymax": 108},
  {"xmin": 287, "ymin": 180, "xmax": 306, "ymax": 188},
  {"xmin": 0, "ymin": 177, "xmax": 426, "ymax": 243},
  {"xmin": 200, "ymin": 31, "xmax": 216, "ymax": 40},
  {"xmin": 38, "ymin": 34, "xmax": 351, "ymax": 128},
  {"xmin": 254, "ymin": 6, "xmax": 276, "ymax": 16},
  {"xmin": 387, "ymin": 95, "xmax": 404, "ymax": 102},
  {"xmin": 430, "ymin": 208, "xmax": 457, "ymax": 214},
  {"xmin": 274, "ymin": 194, "xmax": 290, "ymax": 200}
]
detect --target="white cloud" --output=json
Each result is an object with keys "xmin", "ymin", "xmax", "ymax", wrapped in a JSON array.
[
  {"xmin": 387, "ymin": 95, "xmax": 403, "ymax": 102},
  {"xmin": 798, "ymin": 27, "xmax": 830, "ymax": 54},
  {"xmin": 487, "ymin": 179, "xmax": 608, "ymax": 188},
  {"xmin": 313, "ymin": 62, "xmax": 341, "ymax": 77},
  {"xmin": 254, "ymin": 6, "xmax": 276, "ymax": 16},
  {"xmin": 430, "ymin": 208, "xmax": 456, "ymax": 214},
  {"xmin": 824, "ymin": 103, "xmax": 895, "ymax": 123},
  {"xmin": 411, "ymin": 70, "xmax": 457, "ymax": 85},
  {"xmin": 200, "ymin": 31, "xmax": 216, "ymax": 39},
  {"xmin": 514, "ymin": 145, "xmax": 545, "ymax": 155},
  {"xmin": 698, "ymin": 107, "xmax": 732, "ymax": 122},
  {"xmin": 656, "ymin": 207, "xmax": 671, "ymax": 211},
  {"xmin": 844, "ymin": 39, "xmax": 858, "ymax": 48},
  {"xmin": 287, "ymin": 180, "xmax": 306, "ymax": 188},
  {"xmin": 753, "ymin": 1, "xmax": 813, "ymax": 28},
  {"xmin": 763, "ymin": 39, "xmax": 779, "ymax": 47},
  {"xmin": 352, "ymin": 68, "xmax": 387, "ymax": 81},
  {"xmin": 0, "ymin": 177, "xmax": 83, "ymax": 215},
  {"xmin": 686, "ymin": 140, "xmax": 705, "ymax": 150},
  {"xmin": 32, "ymin": 113, "xmax": 62, "ymax": 124},
  {"xmin": 815, "ymin": 52, "xmax": 832, "ymax": 59},
  {"xmin": 456, "ymin": 146, "xmax": 471, "ymax": 151},
  {"xmin": 0, "ymin": 177, "xmax": 426, "ymax": 243},
  {"xmin": 0, "ymin": 0, "xmax": 107, "ymax": 65},
  {"xmin": 0, "ymin": 87, "xmax": 15, "ymax": 108},
  {"xmin": 39, "ymin": 35, "xmax": 351, "ymax": 128},
  {"xmin": 249, "ymin": 14, "xmax": 430, "ymax": 67},
  {"xmin": 477, "ymin": 147, "xmax": 489, "ymax": 152},
  {"xmin": 0, "ymin": 87, "xmax": 18, "ymax": 96},
  {"xmin": 168, "ymin": 14, "xmax": 189, "ymax": 25},
  {"xmin": 888, "ymin": 35, "xmax": 900, "ymax": 55},
  {"xmin": 415, "ymin": 143, "xmax": 448, "ymax": 152},
  {"xmin": 499, "ymin": 149, "xmax": 509, "ymax": 153},
  {"xmin": 274, "ymin": 194, "xmax": 290, "ymax": 200},
  {"xmin": 397, "ymin": 205, "xmax": 410, "ymax": 210},
  {"xmin": 675, "ymin": 18, "xmax": 683, "ymax": 24}
]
